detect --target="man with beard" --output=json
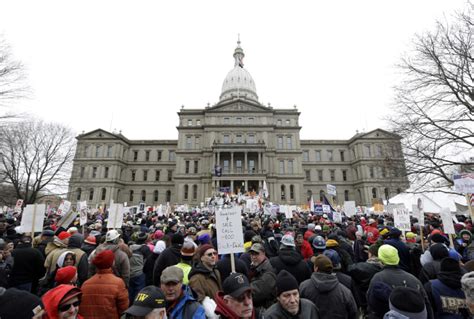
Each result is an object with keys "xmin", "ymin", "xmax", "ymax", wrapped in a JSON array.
[{"xmin": 264, "ymin": 270, "xmax": 319, "ymax": 318}]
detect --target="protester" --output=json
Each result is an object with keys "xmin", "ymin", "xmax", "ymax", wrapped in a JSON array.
[
  {"xmin": 384, "ymin": 287, "xmax": 428, "ymax": 319},
  {"xmin": 0, "ymin": 287, "xmax": 45, "ymax": 319},
  {"xmin": 153, "ymin": 233, "xmax": 183, "ymax": 286},
  {"xmin": 461, "ymin": 271, "xmax": 474, "ymax": 316},
  {"xmin": 81, "ymin": 235, "xmax": 97, "ymax": 257},
  {"xmin": 264, "ymin": 270, "xmax": 319, "ymax": 318},
  {"xmin": 214, "ymin": 272, "xmax": 255, "ymax": 319},
  {"xmin": 55, "ymin": 266, "xmax": 78, "ymax": 286},
  {"xmin": 217, "ymin": 253, "xmax": 249, "ymax": 282},
  {"xmin": 188, "ymin": 244, "xmax": 222, "ymax": 302},
  {"xmin": 144, "ymin": 239, "xmax": 166, "ymax": 286},
  {"xmin": 80, "ymin": 250, "xmax": 129, "ymax": 318},
  {"xmin": 125, "ymin": 285, "xmax": 168, "ymax": 319},
  {"xmin": 9, "ymin": 235, "xmax": 45, "ymax": 292},
  {"xmin": 42, "ymin": 284, "xmax": 83, "ymax": 319},
  {"xmin": 248, "ymin": 242, "xmax": 277, "ymax": 311}
]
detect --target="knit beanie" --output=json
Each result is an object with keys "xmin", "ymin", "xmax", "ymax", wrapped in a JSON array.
[
  {"xmin": 171, "ymin": 233, "xmax": 184, "ymax": 246},
  {"xmin": 367, "ymin": 281, "xmax": 392, "ymax": 315},
  {"xmin": 429, "ymin": 243, "xmax": 449, "ymax": 260},
  {"xmin": 440, "ymin": 257, "xmax": 461, "ymax": 273},
  {"xmin": 198, "ymin": 244, "xmax": 214, "ymax": 258},
  {"xmin": 92, "ymin": 250, "xmax": 115, "ymax": 269},
  {"xmin": 58, "ymin": 231, "xmax": 71, "ymax": 241},
  {"xmin": 378, "ymin": 244, "xmax": 400, "ymax": 266},
  {"xmin": 276, "ymin": 270, "xmax": 299, "ymax": 295},
  {"xmin": 389, "ymin": 287, "xmax": 427, "ymax": 319},
  {"xmin": 431, "ymin": 233, "xmax": 449, "ymax": 245},
  {"xmin": 55, "ymin": 266, "xmax": 77, "ymax": 284},
  {"xmin": 0, "ymin": 288, "xmax": 44, "ymax": 319}
]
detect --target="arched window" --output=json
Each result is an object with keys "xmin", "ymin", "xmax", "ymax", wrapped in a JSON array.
[
  {"xmin": 280, "ymin": 185, "xmax": 286, "ymax": 200},
  {"xmin": 192, "ymin": 185, "xmax": 198, "ymax": 200},
  {"xmin": 129, "ymin": 190, "xmax": 134, "ymax": 202},
  {"xmin": 101, "ymin": 188, "xmax": 106, "ymax": 201},
  {"xmin": 166, "ymin": 190, "xmax": 171, "ymax": 202},
  {"xmin": 307, "ymin": 189, "xmax": 313, "ymax": 201},
  {"xmin": 141, "ymin": 190, "xmax": 146, "ymax": 202},
  {"xmin": 372, "ymin": 187, "xmax": 377, "ymax": 199},
  {"xmin": 384, "ymin": 188, "xmax": 389, "ymax": 200},
  {"xmin": 89, "ymin": 188, "xmax": 94, "ymax": 201},
  {"xmin": 184, "ymin": 185, "xmax": 189, "ymax": 200},
  {"xmin": 154, "ymin": 190, "xmax": 159, "ymax": 202},
  {"xmin": 76, "ymin": 188, "xmax": 82, "ymax": 201},
  {"xmin": 319, "ymin": 190, "xmax": 325, "ymax": 202},
  {"xmin": 289, "ymin": 185, "xmax": 295, "ymax": 200},
  {"xmin": 344, "ymin": 190, "xmax": 349, "ymax": 201}
]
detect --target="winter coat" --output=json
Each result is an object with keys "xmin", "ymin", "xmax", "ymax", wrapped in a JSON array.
[
  {"xmin": 88, "ymin": 243, "xmax": 131, "ymax": 286},
  {"xmin": 44, "ymin": 237, "xmax": 67, "ymax": 257},
  {"xmin": 42, "ymin": 284, "xmax": 84, "ymax": 319},
  {"xmin": 67, "ymin": 235, "xmax": 88, "ymax": 285},
  {"xmin": 347, "ymin": 258, "xmax": 382, "ymax": 307},
  {"xmin": 249, "ymin": 258, "xmax": 277, "ymax": 310},
  {"xmin": 353, "ymin": 239, "xmax": 368, "ymax": 262},
  {"xmin": 299, "ymin": 272, "xmax": 357, "ymax": 319},
  {"xmin": 269, "ymin": 247, "xmax": 312, "ymax": 284},
  {"xmin": 152, "ymin": 244, "xmax": 181, "ymax": 286},
  {"xmin": 214, "ymin": 291, "xmax": 256, "ymax": 319},
  {"xmin": 9, "ymin": 243, "xmax": 45, "ymax": 286},
  {"xmin": 79, "ymin": 268, "xmax": 129, "ymax": 319},
  {"xmin": 80, "ymin": 243, "xmax": 96, "ymax": 257},
  {"xmin": 424, "ymin": 268, "xmax": 470, "ymax": 318},
  {"xmin": 296, "ymin": 239, "xmax": 313, "ymax": 260},
  {"xmin": 384, "ymin": 238, "xmax": 412, "ymax": 273},
  {"xmin": 263, "ymin": 298, "xmax": 319, "ymax": 319},
  {"xmin": 188, "ymin": 262, "xmax": 222, "ymax": 302},
  {"xmin": 216, "ymin": 254, "xmax": 249, "ymax": 282},
  {"xmin": 167, "ymin": 284, "xmax": 206, "ymax": 319},
  {"xmin": 129, "ymin": 244, "xmax": 146, "ymax": 278},
  {"xmin": 143, "ymin": 252, "xmax": 159, "ymax": 286},
  {"xmin": 419, "ymin": 260, "xmax": 442, "ymax": 285}
]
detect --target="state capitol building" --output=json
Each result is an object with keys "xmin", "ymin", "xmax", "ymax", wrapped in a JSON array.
[{"xmin": 68, "ymin": 41, "xmax": 409, "ymax": 207}]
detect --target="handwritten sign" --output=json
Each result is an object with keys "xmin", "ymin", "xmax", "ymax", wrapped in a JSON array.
[
  {"xmin": 57, "ymin": 200, "xmax": 72, "ymax": 216},
  {"xmin": 107, "ymin": 203, "xmax": 124, "ymax": 229},
  {"xmin": 78, "ymin": 201, "xmax": 88, "ymax": 226},
  {"xmin": 14, "ymin": 199, "xmax": 24, "ymax": 213},
  {"xmin": 333, "ymin": 211, "xmax": 342, "ymax": 223},
  {"xmin": 440, "ymin": 207, "xmax": 455, "ymax": 234},
  {"xmin": 411, "ymin": 204, "xmax": 425, "ymax": 226},
  {"xmin": 344, "ymin": 201, "xmax": 356, "ymax": 217},
  {"xmin": 326, "ymin": 184, "xmax": 337, "ymax": 196},
  {"xmin": 20, "ymin": 204, "xmax": 46, "ymax": 233},
  {"xmin": 322, "ymin": 205, "xmax": 331, "ymax": 214},
  {"xmin": 393, "ymin": 208, "xmax": 411, "ymax": 231},
  {"xmin": 215, "ymin": 206, "xmax": 244, "ymax": 254}
]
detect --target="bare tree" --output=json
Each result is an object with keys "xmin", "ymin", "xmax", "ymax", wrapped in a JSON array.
[
  {"xmin": 0, "ymin": 119, "xmax": 76, "ymax": 204},
  {"xmin": 388, "ymin": 5, "xmax": 474, "ymax": 192}
]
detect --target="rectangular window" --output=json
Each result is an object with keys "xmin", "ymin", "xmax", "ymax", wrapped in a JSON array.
[
  {"xmin": 236, "ymin": 135, "xmax": 242, "ymax": 143},
  {"xmin": 193, "ymin": 185, "xmax": 197, "ymax": 199},
  {"xmin": 92, "ymin": 167, "xmax": 97, "ymax": 178},
  {"xmin": 285, "ymin": 119, "xmax": 290, "ymax": 126},
  {"xmin": 277, "ymin": 119, "xmax": 282, "ymax": 126},
  {"xmin": 80, "ymin": 167, "xmax": 85, "ymax": 178},
  {"xmin": 369, "ymin": 167, "xmax": 374, "ymax": 178},
  {"xmin": 195, "ymin": 136, "xmax": 200, "ymax": 149},
  {"xmin": 169, "ymin": 151, "xmax": 175, "ymax": 161},
  {"xmin": 133, "ymin": 151, "xmax": 138, "ymax": 161},
  {"xmin": 315, "ymin": 150, "xmax": 321, "ymax": 161},
  {"xmin": 107, "ymin": 145, "xmax": 113, "ymax": 157},
  {"xmin": 305, "ymin": 170, "xmax": 311, "ymax": 181},
  {"xmin": 248, "ymin": 117, "xmax": 254, "ymax": 124},
  {"xmin": 277, "ymin": 137, "xmax": 283, "ymax": 149},
  {"xmin": 327, "ymin": 150, "xmax": 333, "ymax": 161},
  {"xmin": 194, "ymin": 160, "xmax": 198, "ymax": 174},
  {"xmin": 344, "ymin": 190, "xmax": 349, "ymax": 201},
  {"xmin": 288, "ymin": 160, "xmax": 294, "ymax": 174},
  {"xmin": 143, "ymin": 170, "xmax": 148, "ymax": 181},
  {"xmin": 145, "ymin": 150, "xmax": 150, "ymax": 161},
  {"xmin": 340, "ymin": 150, "xmax": 345, "ymax": 162},
  {"xmin": 376, "ymin": 145, "xmax": 383, "ymax": 157},
  {"xmin": 184, "ymin": 186, "xmax": 188, "ymax": 200},
  {"xmin": 318, "ymin": 170, "xmax": 323, "ymax": 181},
  {"xmin": 187, "ymin": 119, "xmax": 193, "ymax": 126},
  {"xmin": 342, "ymin": 170, "xmax": 347, "ymax": 181},
  {"xmin": 303, "ymin": 150, "xmax": 309, "ymax": 162},
  {"xmin": 330, "ymin": 169, "xmax": 335, "ymax": 182},
  {"xmin": 157, "ymin": 150, "xmax": 162, "ymax": 161},
  {"xmin": 365, "ymin": 145, "xmax": 372, "ymax": 157},
  {"xmin": 286, "ymin": 136, "xmax": 292, "ymax": 149},
  {"xmin": 131, "ymin": 170, "xmax": 136, "ymax": 181},
  {"xmin": 196, "ymin": 119, "xmax": 201, "ymax": 126},
  {"xmin": 248, "ymin": 134, "xmax": 255, "ymax": 144},
  {"xmin": 95, "ymin": 145, "xmax": 101, "ymax": 158},
  {"xmin": 236, "ymin": 160, "xmax": 242, "ymax": 173},
  {"xmin": 186, "ymin": 137, "xmax": 192, "ymax": 149},
  {"xmin": 382, "ymin": 167, "xmax": 387, "ymax": 178},
  {"xmin": 249, "ymin": 160, "xmax": 255, "ymax": 173},
  {"xmin": 223, "ymin": 160, "xmax": 229, "ymax": 174},
  {"xmin": 155, "ymin": 170, "xmax": 160, "ymax": 181},
  {"xmin": 236, "ymin": 118, "xmax": 242, "ymax": 124},
  {"xmin": 279, "ymin": 160, "xmax": 285, "ymax": 174},
  {"xmin": 223, "ymin": 135, "xmax": 230, "ymax": 144},
  {"xmin": 224, "ymin": 117, "xmax": 229, "ymax": 124},
  {"xmin": 167, "ymin": 170, "xmax": 173, "ymax": 181},
  {"xmin": 185, "ymin": 161, "xmax": 190, "ymax": 174},
  {"xmin": 104, "ymin": 167, "xmax": 109, "ymax": 179}
]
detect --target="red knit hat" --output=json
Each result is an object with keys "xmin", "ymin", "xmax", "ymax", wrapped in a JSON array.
[
  {"xmin": 55, "ymin": 266, "xmax": 77, "ymax": 284},
  {"xmin": 92, "ymin": 250, "xmax": 115, "ymax": 269},
  {"xmin": 84, "ymin": 235, "xmax": 96, "ymax": 245},
  {"xmin": 197, "ymin": 244, "xmax": 215, "ymax": 258},
  {"xmin": 58, "ymin": 231, "xmax": 71, "ymax": 241}
]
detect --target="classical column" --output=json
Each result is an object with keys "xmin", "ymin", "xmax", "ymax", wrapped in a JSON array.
[
  {"xmin": 245, "ymin": 180, "xmax": 248, "ymax": 192},
  {"xmin": 231, "ymin": 180, "xmax": 234, "ymax": 193},
  {"xmin": 231, "ymin": 152, "xmax": 234, "ymax": 173},
  {"xmin": 258, "ymin": 152, "xmax": 261, "ymax": 172},
  {"xmin": 212, "ymin": 152, "xmax": 216, "ymax": 168},
  {"xmin": 244, "ymin": 152, "xmax": 248, "ymax": 173},
  {"xmin": 217, "ymin": 152, "xmax": 220, "ymax": 166}
]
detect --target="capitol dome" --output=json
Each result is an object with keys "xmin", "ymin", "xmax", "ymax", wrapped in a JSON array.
[{"xmin": 219, "ymin": 40, "xmax": 258, "ymax": 103}]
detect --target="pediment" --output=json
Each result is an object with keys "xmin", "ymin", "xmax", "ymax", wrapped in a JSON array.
[
  {"xmin": 207, "ymin": 100, "xmax": 272, "ymax": 113},
  {"xmin": 352, "ymin": 129, "xmax": 401, "ymax": 141},
  {"xmin": 78, "ymin": 129, "xmax": 126, "ymax": 141}
]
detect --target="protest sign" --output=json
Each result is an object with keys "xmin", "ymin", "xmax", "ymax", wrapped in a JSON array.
[
  {"xmin": 393, "ymin": 208, "xmax": 411, "ymax": 231},
  {"xmin": 245, "ymin": 199, "xmax": 259, "ymax": 213},
  {"xmin": 78, "ymin": 201, "xmax": 88, "ymax": 226},
  {"xmin": 215, "ymin": 206, "xmax": 244, "ymax": 254},
  {"xmin": 322, "ymin": 205, "xmax": 331, "ymax": 214},
  {"xmin": 107, "ymin": 203, "xmax": 124, "ymax": 229},
  {"xmin": 440, "ymin": 207, "xmax": 455, "ymax": 234},
  {"xmin": 20, "ymin": 204, "xmax": 46, "ymax": 233},
  {"xmin": 333, "ymin": 211, "xmax": 342, "ymax": 223},
  {"xmin": 344, "ymin": 201, "xmax": 356, "ymax": 217},
  {"xmin": 326, "ymin": 184, "xmax": 337, "ymax": 196},
  {"xmin": 411, "ymin": 204, "xmax": 424, "ymax": 226},
  {"xmin": 57, "ymin": 209, "xmax": 78, "ymax": 229},
  {"xmin": 14, "ymin": 199, "xmax": 23, "ymax": 213},
  {"xmin": 57, "ymin": 200, "xmax": 72, "ymax": 216},
  {"xmin": 453, "ymin": 173, "xmax": 474, "ymax": 194}
]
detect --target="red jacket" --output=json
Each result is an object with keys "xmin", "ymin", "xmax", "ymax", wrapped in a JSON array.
[
  {"xmin": 298, "ymin": 240, "xmax": 313, "ymax": 260},
  {"xmin": 42, "ymin": 284, "xmax": 84, "ymax": 319},
  {"xmin": 303, "ymin": 230, "xmax": 314, "ymax": 241}
]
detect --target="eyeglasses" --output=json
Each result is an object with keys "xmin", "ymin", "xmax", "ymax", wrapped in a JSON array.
[
  {"xmin": 206, "ymin": 251, "xmax": 218, "ymax": 257},
  {"xmin": 58, "ymin": 300, "xmax": 80, "ymax": 312}
]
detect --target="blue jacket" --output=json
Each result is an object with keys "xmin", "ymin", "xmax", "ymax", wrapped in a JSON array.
[
  {"xmin": 169, "ymin": 285, "xmax": 206, "ymax": 319},
  {"xmin": 426, "ymin": 278, "xmax": 468, "ymax": 319}
]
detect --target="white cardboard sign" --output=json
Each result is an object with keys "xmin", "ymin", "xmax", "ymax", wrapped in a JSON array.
[
  {"xmin": 20, "ymin": 204, "xmax": 46, "ymax": 233},
  {"xmin": 326, "ymin": 184, "xmax": 337, "ymax": 196},
  {"xmin": 411, "ymin": 204, "xmax": 425, "ymax": 226},
  {"xmin": 107, "ymin": 203, "xmax": 124, "ymax": 229},
  {"xmin": 440, "ymin": 207, "xmax": 455, "ymax": 234},
  {"xmin": 344, "ymin": 201, "xmax": 356, "ymax": 217},
  {"xmin": 79, "ymin": 201, "xmax": 88, "ymax": 226},
  {"xmin": 215, "ymin": 206, "xmax": 244, "ymax": 254},
  {"xmin": 393, "ymin": 208, "xmax": 411, "ymax": 231}
]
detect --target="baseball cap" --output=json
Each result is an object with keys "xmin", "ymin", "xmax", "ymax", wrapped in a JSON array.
[
  {"xmin": 223, "ymin": 273, "xmax": 252, "ymax": 298},
  {"xmin": 249, "ymin": 243, "xmax": 265, "ymax": 254},
  {"xmin": 160, "ymin": 266, "xmax": 184, "ymax": 284},
  {"xmin": 280, "ymin": 234, "xmax": 295, "ymax": 247},
  {"xmin": 125, "ymin": 286, "xmax": 166, "ymax": 316}
]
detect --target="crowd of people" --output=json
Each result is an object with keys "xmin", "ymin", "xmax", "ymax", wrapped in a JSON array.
[{"xmin": 0, "ymin": 202, "xmax": 474, "ymax": 318}]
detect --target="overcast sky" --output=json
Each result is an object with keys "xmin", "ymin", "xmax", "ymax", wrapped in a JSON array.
[{"xmin": 1, "ymin": 0, "xmax": 468, "ymax": 141}]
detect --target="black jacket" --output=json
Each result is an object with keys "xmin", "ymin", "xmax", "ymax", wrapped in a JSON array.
[
  {"xmin": 347, "ymin": 259, "xmax": 382, "ymax": 307},
  {"xmin": 299, "ymin": 272, "xmax": 357, "ymax": 319},
  {"xmin": 9, "ymin": 244, "xmax": 45, "ymax": 286},
  {"xmin": 263, "ymin": 298, "xmax": 320, "ymax": 319},
  {"xmin": 152, "ymin": 245, "xmax": 181, "ymax": 286},
  {"xmin": 270, "ymin": 247, "xmax": 311, "ymax": 284},
  {"xmin": 216, "ymin": 254, "xmax": 248, "ymax": 282}
]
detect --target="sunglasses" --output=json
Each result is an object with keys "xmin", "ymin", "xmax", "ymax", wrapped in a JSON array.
[
  {"xmin": 206, "ymin": 251, "xmax": 218, "ymax": 257},
  {"xmin": 58, "ymin": 300, "xmax": 80, "ymax": 312}
]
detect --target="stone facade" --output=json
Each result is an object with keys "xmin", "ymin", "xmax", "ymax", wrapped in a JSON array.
[{"xmin": 68, "ymin": 42, "xmax": 409, "ymax": 207}]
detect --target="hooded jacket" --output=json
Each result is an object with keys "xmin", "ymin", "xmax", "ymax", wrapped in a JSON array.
[
  {"xmin": 44, "ymin": 237, "xmax": 67, "ymax": 257},
  {"xmin": 249, "ymin": 258, "xmax": 277, "ymax": 309},
  {"xmin": 188, "ymin": 262, "xmax": 222, "ymax": 302},
  {"xmin": 299, "ymin": 272, "xmax": 357, "ymax": 319},
  {"xmin": 42, "ymin": 284, "xmax": 83, "ymax": 319},
  {"xmin": 270, "ymin": 247, "xmax": 312, "ymax": 284},
  {"xmin": 347, "ymin": 258, "xmax": 382, "ymax": 307},
  {"xmin": 214, "ymin": 291, "xmax": 256, "ymax": 319},
  {"xmin": 152, "ymin": 244, "xmax": 181, "ymax": 286}
]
